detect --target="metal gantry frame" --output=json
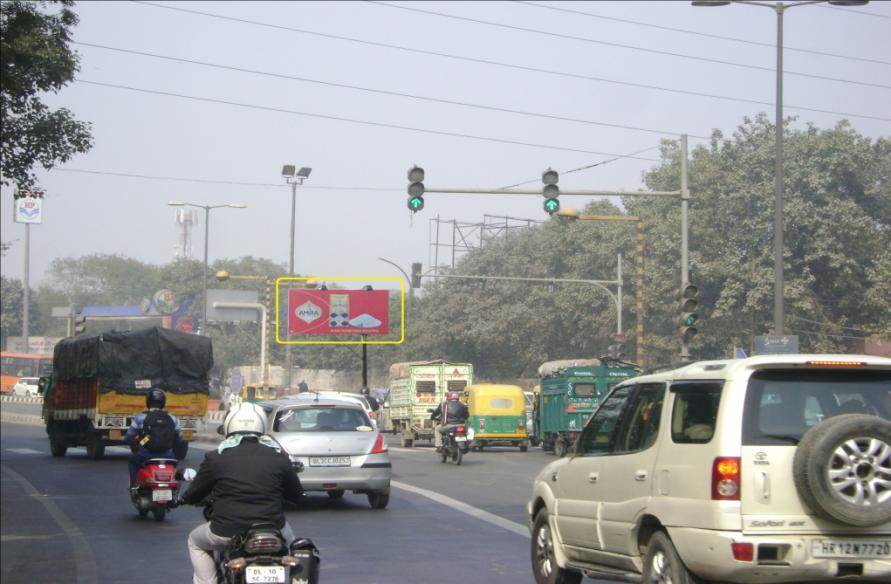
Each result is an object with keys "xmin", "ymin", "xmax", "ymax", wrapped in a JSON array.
[{"xmin": 428, "ymin": 214, "xmax": 543, "ymax": 273}]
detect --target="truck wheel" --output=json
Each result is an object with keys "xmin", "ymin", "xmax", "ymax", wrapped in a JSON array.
[
  {"xmin": 85, "ymin": 434, "xmax": 105, "ymax": 460},
  {"xmin": 49, "ymin": 435, "xmax": 67, "ymax": 458},
  {"xmin": 520, "ymin": 444, "xmax": 529, "ymax": 452},
  {"xmin": 641, "ymin": 531, "xmax": 699, "ymax": 584},
  {"xmin": 531, "ymin": 509, "xmax": 582, "ymax": 584},
  {"xmin": 793, "ymin": 414, "xmax": 891, "ymax": 527},
  {"xmin": 530, "ymin": 436, "xmax": 541, "ymax": 447}
]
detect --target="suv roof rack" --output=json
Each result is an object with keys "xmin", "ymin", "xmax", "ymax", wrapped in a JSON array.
[{"xmin": 640, "ymin": 360, "xmax": 695, "ymax": 376}]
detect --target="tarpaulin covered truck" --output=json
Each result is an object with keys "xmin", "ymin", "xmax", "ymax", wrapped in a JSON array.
[
  {"xmin": 42, "ymin": 327, "xmax": 213, "ymax": 459},
  {"xmin": 386, "ymin": 360, "xmax": 473, "ymax": 447}
]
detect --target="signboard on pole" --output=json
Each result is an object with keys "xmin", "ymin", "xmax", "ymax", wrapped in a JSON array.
[
  {"xmin": 14, "ymin": 195, "xmax": 43, "ymax": 224},
  {"xmin": 206, "ymin": 289, "xmax": 260, "ymax": 322},
  {"xmin": 754, "ymin": 335, "xmax": 799, "ymax": 355},
  {"xmin": 288, "ymin": 289, "xmax": 389, "ymax": 335}
]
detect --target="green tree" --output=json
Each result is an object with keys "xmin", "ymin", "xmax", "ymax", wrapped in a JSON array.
[
  {"xmin": 1, "ymin": 0, "xmax": 92, "ymax": 188},
  {"xmin": 1, "ymin": 275, "xmax": 41, "ymax": 348}
]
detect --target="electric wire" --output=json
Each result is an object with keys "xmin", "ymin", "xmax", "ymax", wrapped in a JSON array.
[
  {"xmin": 788, "ymin": 327, "xmax": 868, "ymax": 341},
  {"xmin": 74, "ymin": 79, "xmax": 663, "ymax": 161},
  {"xmin": 368, "ymin": 1, "xmax": 891, "ymax": 90},
  {"xmin": 516, "ymin": 1, "xmax": 891, "ymax": 66},
  {"xmin": 129, "ymin": 1, "xmax": 890, "ymax": 123},
  {"xmin": 787, "ymin": 314, "xmax": 874, "ymax": 333},
  {"xmin": 73, "ymin": 41, "xmax": 710, "ymax": 139},
  {"xmin": 499, "ymin": 145, "xmax": 661, "ymax": 190},
  {"xmin": 815, "ymin": 3, "xmax": 891, "ymax": 20}
]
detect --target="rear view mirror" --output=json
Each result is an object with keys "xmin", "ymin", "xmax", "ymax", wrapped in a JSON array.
[
  {"xmin": 176, "ymin": 468, "xmax": 197, "ymax": 481},
  {"xmin": 216, "ymin": 425, "xmax": 224, "ymax": 435}
]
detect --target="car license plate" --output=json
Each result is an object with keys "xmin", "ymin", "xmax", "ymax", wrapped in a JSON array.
[
  {"xmin": 455, "ymin": 436, "xmax": 467, "ymax": 442},
  {"xmin": 309, "ymin": 456, "xmax": 350, "ymax": 467},
  {"xmin": 152, "ymin": 489, "xmax": 173, "ymax": 502},
  {"xmin": 245, "ymin": 565, "xmax": 285, "ymax": 583},
  {"xmin": 812, "ymin": 540, "xmax": 891, "ymax": 559}
]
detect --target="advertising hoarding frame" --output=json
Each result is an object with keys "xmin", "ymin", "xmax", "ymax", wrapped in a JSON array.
[{"xmin": 275, "ymin": 276, "xmax": 405, "ymax": 345}]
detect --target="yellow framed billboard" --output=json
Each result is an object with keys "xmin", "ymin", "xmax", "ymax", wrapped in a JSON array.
[{"xmin": 275, "ymin": 276, "xmax": 405, "ymax": 345}]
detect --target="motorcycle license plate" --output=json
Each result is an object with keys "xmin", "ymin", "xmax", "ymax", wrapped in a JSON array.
[
  {"xmin": 812, "ymin": 540, "xmax": 891, "ymax": 559},
  {"xmin": 309, "ymin": 456, "xmax": 350, "ymax": 467},
  {"xmin": 455, "ymin": 436, "xmax": 467, "ymax": 442},
  {"xmin": 245, "ymin": 566, "xmax": 285, "ymax": 583},
  {"xmin": 152, "ymin": 489, "xmax": 173, "ymax": 502}
]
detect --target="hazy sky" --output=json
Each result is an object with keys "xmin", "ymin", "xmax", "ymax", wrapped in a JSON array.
[{"xmin": 2, "ymin": 0, "xmax": 889, "ymax": 290}]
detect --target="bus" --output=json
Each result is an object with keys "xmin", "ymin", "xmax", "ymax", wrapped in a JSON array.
[{"xmin": 0, "ymin": 352, "xmax": 53, "ymax": 394}]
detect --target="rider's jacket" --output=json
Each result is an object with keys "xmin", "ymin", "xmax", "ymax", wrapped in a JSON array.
[
  {"xmin": 430, "ymin": 400, "xmax": 469, "ymax": 425},
  {"xmin": 182, "ymin": 436, "xmax": 303, "ymax": 537}
]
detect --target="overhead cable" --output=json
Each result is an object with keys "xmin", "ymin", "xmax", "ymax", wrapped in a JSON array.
[
  {"xmin": 367, "ymin": 1, "xmax": 891, "ymax": 90},
  {"xmin": 815, "ymin": 4, "xmax": 891, "ymax": 20},
  {"xmin": 516, "ymin": 1, "xmax": 891, "ymax": 67},
  {"xmin": 130, "ymin": 1, "xmax": 891, "ymax": 123},
  {"xmin": 500, "ymin": 145, "xmax": 661, "ymax": 190},
  {"xmin": 74, "ymin": 79, "xmax": 662, "ymax": 161},
  {"xmin": 73, "ymin": 41, "xmax": 709, "ymax": 139}
]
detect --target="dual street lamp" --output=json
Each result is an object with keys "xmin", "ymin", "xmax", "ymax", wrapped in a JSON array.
[
  {"xmin": 281, "ymin": 164, "xmax": 312, "ymax": 388},
  {"xmin": 168, "ymin": 201, "xmax": 246, "ymax": 333},
  {"xmin": 692, "ymin": 0, "xmax": 869, "ymax": 336}
]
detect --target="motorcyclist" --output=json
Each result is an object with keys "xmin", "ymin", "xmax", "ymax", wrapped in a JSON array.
[
  {"xmin": 431, "ymin": 391, "xmax": 469, "ymax": 452},
  {"xmin": 179, "ymin": 401, "xmax": 303, "ymax": 584},
  {"xmin": 360, "ymin": 386, "xmax": 380, "ymax": 411},
  {"xmin": 124, "ymin": 388, "xmax": 186, "ymax": 488}
]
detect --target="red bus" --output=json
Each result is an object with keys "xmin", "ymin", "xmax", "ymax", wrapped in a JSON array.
[{"xmin": 0, "ymin": 352, "xmax": 53, "ymax": 393}]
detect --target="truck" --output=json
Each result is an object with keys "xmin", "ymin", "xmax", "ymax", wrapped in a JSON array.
[
  {"xmin": 386, "ymin": 360, "xmax": 473, "ymax": 447},
  {"xmin": 42, "ymin": 327, "xmax": 213, "ymax": 459},
  {"xmin": 534, "ymin": 358, "xmax": 638, "ymax": 457}
]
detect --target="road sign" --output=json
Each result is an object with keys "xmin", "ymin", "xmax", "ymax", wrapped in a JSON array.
[
  {"xmin": 206, "ymin": 289, "xmax": 260, "ymax": 322},
  {"xmin": 14, "ymin": 195, "xmax": 43, "ymax": 224},
  {"xmin": 754, "ymin": 335, "xmax": 799, "ymax": 355},
  {"xmin": 288, "ymin": 289, "xmax": 389, "ymax": 335}
]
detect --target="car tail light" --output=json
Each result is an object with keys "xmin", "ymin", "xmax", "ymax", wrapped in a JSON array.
[
  {"xmin": 731, "ymin": 542, "xmax": 754, "ymax": 562},
  {"xmin": 455, "ymin": 425, "xmax": 466, "ymax": 435},
  {"xmin": 244, "ymin": 531, "xmax": 284, "ymax": 554},
  {"xmin": 566, "ymin": 404, "xmax": 575, "ymax": 413},
  {"xmin": 806, "ymin": 360, "xmax": 865, "ymax": 367},
  {"xmin": 369, "ymin": 434, "xmax": 388, "ymax": 454},
  {"xmin": 712, "ymin": 457, "xmax": 741, "ymax": 500}
]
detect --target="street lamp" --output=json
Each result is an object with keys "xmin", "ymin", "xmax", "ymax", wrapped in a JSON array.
[
  {"xmin": 378, "ymin": 257, "xmax": 413, "ymax": 339},
  {"xmin": 281, "ymin": 164, "xmax": 312, "ymax": 388},
  {"xmin": 692, "ymin": 0, "xmax": 869, "ymax": 336},
  {"xmin": 168, "ymin": 201, "xmax": 247, "ymax": 334}
]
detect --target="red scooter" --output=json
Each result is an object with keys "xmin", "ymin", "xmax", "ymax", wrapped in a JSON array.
[{"xmin": 130, "ymin": 458, "xmax": 182, "ymax": 521}]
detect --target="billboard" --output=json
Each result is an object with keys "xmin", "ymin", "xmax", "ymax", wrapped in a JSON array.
[
  {"xmin": 14, "ymin": 195, "xmax": 43, "ymax": 224},
  {"xmin": 288, "ymin": 289, "xmax": 389, "ymax": 335}
]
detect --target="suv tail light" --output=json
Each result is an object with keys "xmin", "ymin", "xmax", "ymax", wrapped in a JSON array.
[
  {"xmin": 369, "ymin": 434, "xmax": 388, "ymax": 454},
  {"xmin": 731, "ymin": 542, "xmax": 754, "ymax": 562},
  {"xmin": 517, "ymin": 419, "xmax": 525, "ymax": 429},
  {"xmin": 712, "ymin": 457, "xmax": 741, "ymax": 500}
]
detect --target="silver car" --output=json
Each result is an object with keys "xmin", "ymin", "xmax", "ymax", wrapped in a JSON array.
[{"xmin": 264, "ymin": 394, "xmax": 391, "ymax": 509}]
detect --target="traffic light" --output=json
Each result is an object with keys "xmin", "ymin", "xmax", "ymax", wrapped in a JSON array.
[
  {"xmin": 607, "ymin": 343, "xmax": 627, "ymax": 359},
  {"xmin": 407, "ymin": 165, "xmax": 425, "ymax": 212},
  {"xmin": 542, "ymin": 168, "xmax": 559, "ymax": 215},
  {"xmin": 678, "ymin": 284, "xmax": 699, "ymax": 343},
  {"xmin": 411, "ymin": 262, "xmax": 422, "ymax": 288},
  {"xmin": 74, "ymin": 315, "xmax": 87, "ymax": 336}
]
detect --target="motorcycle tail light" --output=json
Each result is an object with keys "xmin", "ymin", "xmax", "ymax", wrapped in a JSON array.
[
  {"xmin": 153, "ymin": 471, "xmax": 174, "ymax": 482},
  {"xmin": 712, "ymin": 457, "xmax": 741, "ymax": 500},
  {"xmin": 455, "ymin": 425, "xmax": 466, "ymax": 435},
  {"xmin": 517, "ymin": 419, "xmax": 524, "ymax": 429},
  {"xmin": 244, "ymin": 532, "xmax": 284, "ymax": 555},
  {"xmin": 282, "ymin": 556, "xmax": 298, "ymax": 567},
  {"xmin": 369, "ymin": 434, "xmax": 388, "ymax": 454},
  {"xmin": 478, "ymin": 419, "xmax": 485, "ymax": 431},
  {"xmin": 227, "ymin": 558, "xmax": 247, "ymax": 570}
]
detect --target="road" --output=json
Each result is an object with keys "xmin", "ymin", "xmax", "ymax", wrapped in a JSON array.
[{"xmin": 0, "ymin": 417, "xmax": 577, "ymax": 584}]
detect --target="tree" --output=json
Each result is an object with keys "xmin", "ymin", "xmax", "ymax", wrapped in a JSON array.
[
  {"xmin": 1, "ymin": 0, "xmax": 92, "ymax": 189},
  {"xmin": 1, "ymin": 275, "xmax": 41, "ymax": 349}
]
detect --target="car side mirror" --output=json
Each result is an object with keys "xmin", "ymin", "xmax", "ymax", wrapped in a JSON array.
[{"xmin": 216, "ymin": 425, "xmax": 224, "ymax": 436}]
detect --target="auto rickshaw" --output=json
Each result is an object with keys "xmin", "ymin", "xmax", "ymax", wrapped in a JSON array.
[
  {"xmin": 241, "ymin": 383, "xmax": 279, "ymax": 401},
  {"xmin": 464, "ymin": 384, "xmax": 529, "ymax": 451}
]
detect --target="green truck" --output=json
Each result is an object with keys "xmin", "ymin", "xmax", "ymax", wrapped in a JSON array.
[
  {"xmin": 386, "ymin": 360, "xmax": 473, "ymax": 447},
  {"xmin": 534, "ymin": 358, "xmax": 638, "ymax": 457}
]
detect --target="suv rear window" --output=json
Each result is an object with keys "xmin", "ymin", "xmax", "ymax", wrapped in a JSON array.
[
  {"xmin": 274, "ymin": 407, "xmax": 371, "ymax": 432},
  {"xmin": 743, "ymin": 369, "xmax": 891, "ymax": 446}
]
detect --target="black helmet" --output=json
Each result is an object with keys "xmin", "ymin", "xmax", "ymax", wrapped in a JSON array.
[
  {"xmin": 146, "ymin": 388, "xmax": 166, "ymax": 409},
  {"xmin": 360, "ymin": 387, "xmax": 370, "ymax": 396}
]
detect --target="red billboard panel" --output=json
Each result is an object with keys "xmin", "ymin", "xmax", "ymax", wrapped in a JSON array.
[{"xmin": 288, "ymin": 289, "xmax": 389, "ymax": 335}]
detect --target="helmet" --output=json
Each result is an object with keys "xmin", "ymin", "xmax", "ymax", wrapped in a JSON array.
[
  {"xmin": 447, "ymin": 392, "xmax": 460, "ymax": 401},
  {"xmin": 146, "ymin": 388, "xmax": 166, "ymax": 409},
  {"xmin": 223, "ymin": 402, "xmax": 268, "ymax": 436},
  {"xmin": 360, "ymin": 387, "xmax": 370, "ymax": 396}
]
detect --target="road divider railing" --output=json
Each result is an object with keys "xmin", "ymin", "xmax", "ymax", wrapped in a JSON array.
[{"xmin": 0, "ymin": 395, "xmax": 44, "ymax": 404}]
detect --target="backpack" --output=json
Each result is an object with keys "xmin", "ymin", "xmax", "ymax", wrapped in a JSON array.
[{"xmin": 141, "ymin": 410, "xmax": 176, "ymax": 453}]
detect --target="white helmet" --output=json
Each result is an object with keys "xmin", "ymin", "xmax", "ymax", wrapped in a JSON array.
[{"xmin": 223, "ymin": 402, "xmax": 268, "ymax": 436}]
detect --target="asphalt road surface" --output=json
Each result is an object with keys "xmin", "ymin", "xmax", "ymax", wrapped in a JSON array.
[{"xmin": 1, "ymin": 419, "xmax": 589, "ymax": 584}]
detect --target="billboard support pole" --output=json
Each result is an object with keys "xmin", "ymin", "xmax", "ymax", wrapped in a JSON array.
[
  {"xmin": 361, "ymin": 334, "xmax": 368, "ymax": 388},
  {"xmin": 23, "ymin": 223, "xmax": 30, "ymax": 352}
]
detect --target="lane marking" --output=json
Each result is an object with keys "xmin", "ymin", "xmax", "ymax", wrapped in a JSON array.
[
  {"xmin": 391, "ymin": 480, "xmax": 530, "ymax": 539},
  {"xmin": 1, "ymin": 464, "xmax": 98, "ymax": 584},
  {"xmin": 6, "ymin": 448, "xmax": 42, "ymax": 455}
]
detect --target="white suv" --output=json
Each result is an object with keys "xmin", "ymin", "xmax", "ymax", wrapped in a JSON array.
[{"xmin": 528, "ymin": 354, "xmax": 891, "ymax": 584}]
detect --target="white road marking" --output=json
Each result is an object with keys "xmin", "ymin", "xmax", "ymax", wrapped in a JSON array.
[
  {"xmin": 6, "ymin": 448, "xmax": 42, "ymax": 455},
  {"xmin": 391, "ymin": 480, "xmax": 530, "ymax": 539}
]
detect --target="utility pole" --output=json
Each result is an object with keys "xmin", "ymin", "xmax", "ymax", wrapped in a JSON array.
[
  {"xmin": 680, "ymin": 134, "xmax": 692, "ymax": 359},
  {"xmin": 23, "ymin": 222, "xmax": 30, "ymax": 352},
  {"xmin": 282, "ymin": 165, "xmax": 312, "ymax": 389}
]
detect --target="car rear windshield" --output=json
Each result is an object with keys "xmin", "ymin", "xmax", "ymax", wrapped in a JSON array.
[
  {"xmin": 274, "ymin": 407, "xmax": 371, "ymax": 432},
  {"xmin": 742, "ymin": 369, "xmax": 891, "ymax": 446}
]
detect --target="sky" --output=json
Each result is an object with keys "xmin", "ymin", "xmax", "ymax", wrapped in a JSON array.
[{"xmin": 2, "ymin": 0, "xmax": 889, "ymax": 291}]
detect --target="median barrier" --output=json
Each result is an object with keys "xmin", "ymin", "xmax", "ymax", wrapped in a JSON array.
[{"xmin": 0, "ymin": 395, "xmax": 43, "ymax": 405}]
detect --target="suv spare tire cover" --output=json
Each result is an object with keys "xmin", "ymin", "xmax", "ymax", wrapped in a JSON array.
[{"xmin": 792, "ymin": 414, "xmax": 891, "ymax": 528}]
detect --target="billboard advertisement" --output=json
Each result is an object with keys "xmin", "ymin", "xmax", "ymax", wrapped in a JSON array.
[
  {"xmin": 14, "ymin": 195, "xmax": 43, "ymax": 224},
  {"xmin": 288, "ymin": 289, "xmax": 389, "ymax": 335}
]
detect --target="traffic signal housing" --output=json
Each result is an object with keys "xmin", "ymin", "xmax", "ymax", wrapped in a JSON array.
[
  {"xmin": 407, "ymin": 165, "xmax": 425, "ymax": 212},
  {"xmin": 74, "ymin": 315, "xmax": 87, "ymax": 336},
  {"xmin": 678, "ymin": 284, "xmax": 699, "ymax": 343},
  {"xmin": 411, "ymin": 262, "xmax": 422, "ymax": 288},
  {"xmin": 542, "ymin": 168, "xmax": 560, "ymax": 215}
]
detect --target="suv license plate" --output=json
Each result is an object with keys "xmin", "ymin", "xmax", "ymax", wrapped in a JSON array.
[
  {"xmin": 812, "ymin": 540, "xmax": 891, "ymax": 559},
  {"xmin": 309, "ymin": 456, "xmax": 350, "ymax": 467},
  {"xmin": 245, "ymin": 566, "xmax": 285, "ymax": 583},
  {"xmin": 152, "ymin": 489, "xmax": 172, "ymax": 502}
]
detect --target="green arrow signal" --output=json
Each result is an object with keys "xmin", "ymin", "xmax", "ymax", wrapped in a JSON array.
[
  {"xmin": 543, "ymin": 198, "xmax": 560, "ymax": 215},
  {"xmin": 408, "ymin": 195, "xmax": 425, "ymax": 212}
]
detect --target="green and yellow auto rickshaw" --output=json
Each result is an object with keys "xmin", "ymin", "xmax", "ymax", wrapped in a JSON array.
[{"xmin": 464, "ymin": 384, "xmax": 529, "ymax": 452}]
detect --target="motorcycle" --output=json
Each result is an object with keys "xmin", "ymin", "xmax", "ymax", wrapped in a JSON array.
[
  {"xmin": 130, "ymin": 457, "xmax": 184, "ymax": 521},
  {"xmin": 440, "ymin": 423, "xmax": 473, "ymax": 466}
]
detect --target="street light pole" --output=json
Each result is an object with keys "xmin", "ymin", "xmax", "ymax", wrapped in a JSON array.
[
  {"xmin": 281, "ymin": 165, "xmax": 311, "ymax": 389},
  {"xmin": 378, "ymin": 257, "xmax": 412, "ymax": 338}
]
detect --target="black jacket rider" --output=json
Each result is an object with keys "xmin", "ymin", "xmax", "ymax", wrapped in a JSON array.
[
  {"xmin": 182, "ymin": 437, "xmax": 303, "ymax": 537},
  {"xmin": 431, "ymin": 400, "xmax": 469, "ymax": 425}
]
